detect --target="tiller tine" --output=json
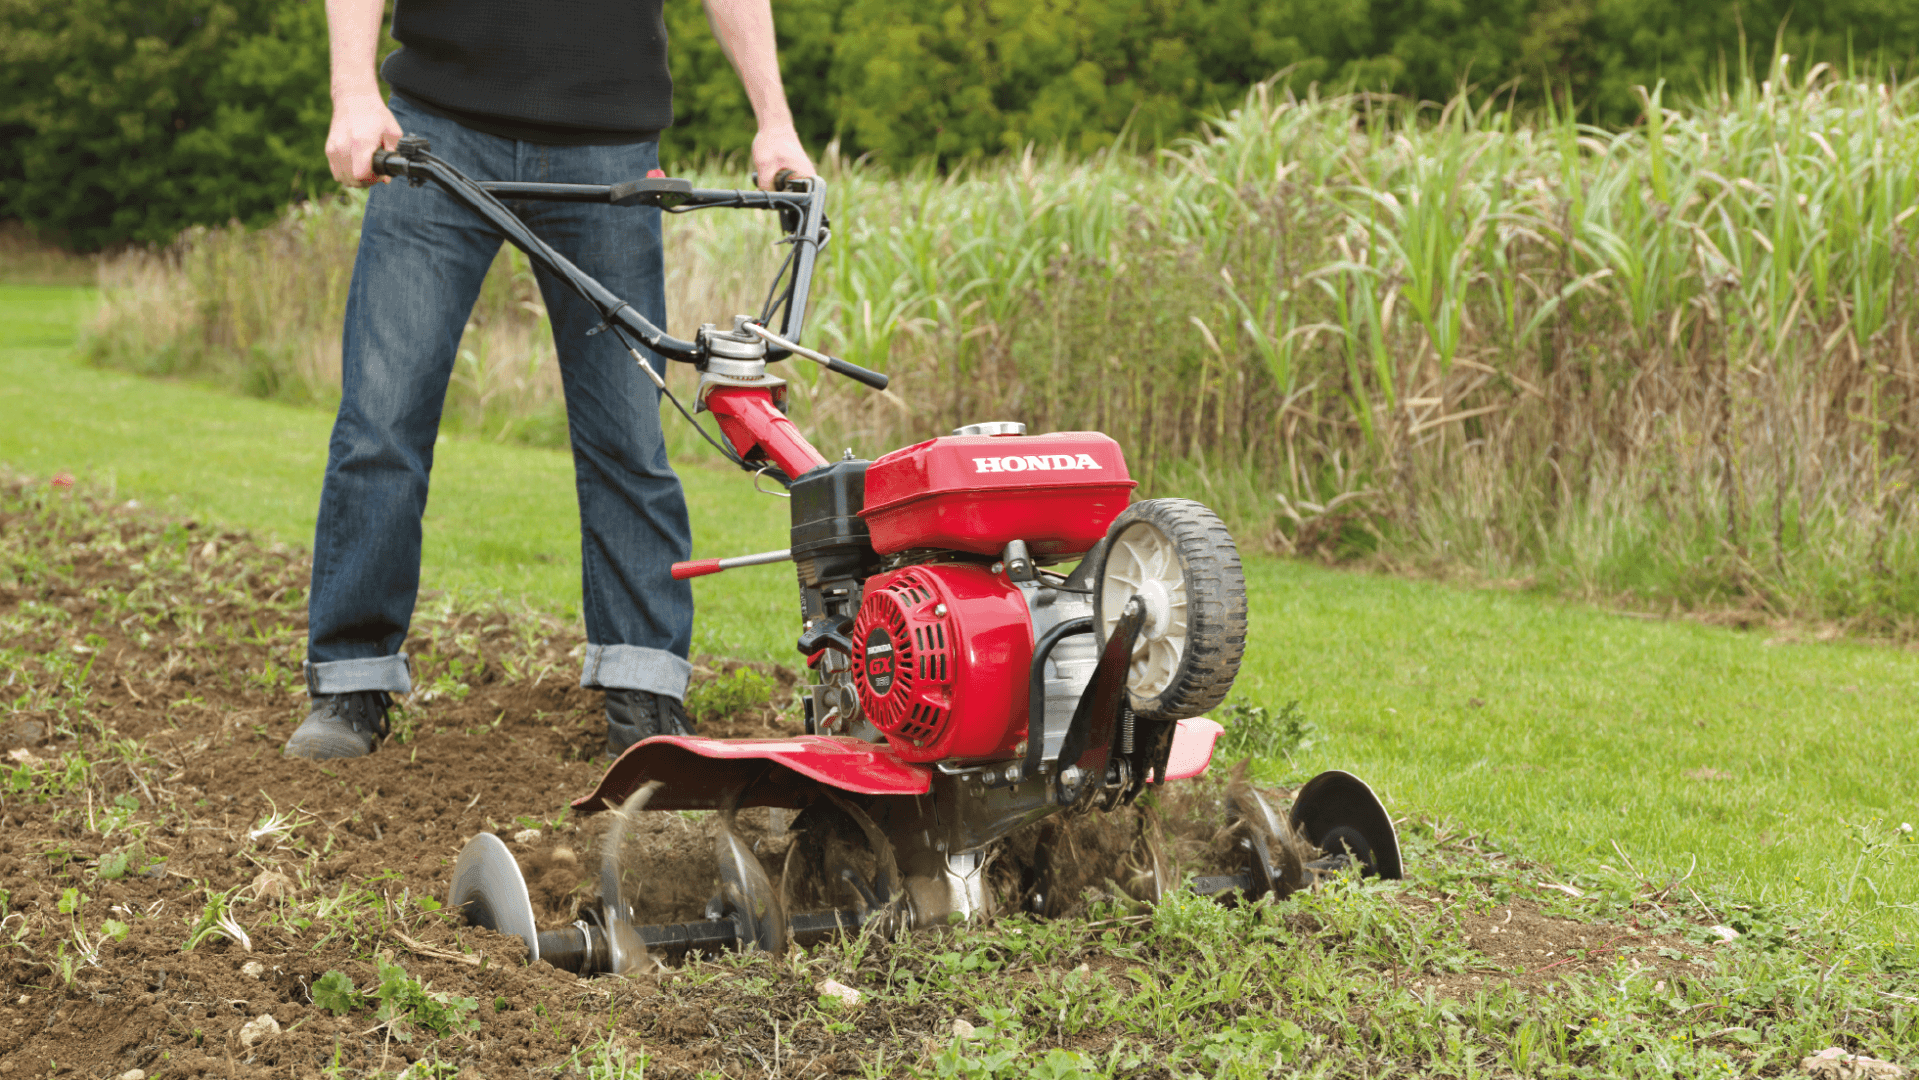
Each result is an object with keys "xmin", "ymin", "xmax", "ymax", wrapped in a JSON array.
[
  {"xmin": 711, "ymin": 797, "xmax": 789, "ymax": 953},
  {"xmin": 447, "ymin": 782, "xmax": 895, "ymax": 974},
  {"xmin": 449, "ymin": 782, "xmax": 658, "ymax": 975},
  {"xmin": 1191, "ymin": 766, "xmax": 1402, "ymax": 901},
  {"xmin": 1113, "ymin": 808, "xmax": 1171, "ymax": 906},
  {"xmin": 1288, "ymin": 768, "xmax": 1403, "ymax": 881}
]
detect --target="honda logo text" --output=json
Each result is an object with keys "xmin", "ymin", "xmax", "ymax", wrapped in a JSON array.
[{"xmin": 972, "ymin": 454, "xmax": 1102, "ymax": 474}]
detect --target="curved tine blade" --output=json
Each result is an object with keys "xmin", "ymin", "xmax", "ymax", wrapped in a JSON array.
[
  {"xmin": 777, "ymin": 834, "xmax": 805, "ymax": 928},
  {"xmin": 1288, "ymin": 769, "xmax": 1402, "ymax": 880},
  {"xmin": 717, "ymin": 789, "xmax": 789, "ymax": 953},
  {"xmin": 449, "ymin": 832, "xmax": 540, "ymax": 964},
  {"xmin": 598, "ymin": 781, "xmax": 660, "ymax": 974},
  {"xmin": 600, "ymin": 781, "xmax": 661, "ymax": 924},
  {"xmin": 1225, "ymin": 761, "xmax": 1310, "ymax": 896},
  {"xmin": 1125, "ymin": 808, "xmax": 1170, "ymax": 905},
  {"xmin": 1028, "ymin": 820, "xmax": 1059, "ymax": 917},
  {"xmin": 1269, "ymin": 825, "xmax": 1309, "ymax": 898},
  {"xmin": 1225, "ymin": 760, "xmax": 1284, "ymax": 842},
  {"xmin": 822, "ymin": 791, "xmax": 902, "ymax": 906}
]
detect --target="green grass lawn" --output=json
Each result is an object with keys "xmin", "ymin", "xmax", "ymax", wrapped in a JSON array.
[
  {"xmin": 0, "ymin": 285, "xmax": 794, "ymax": 662},
  {"xmin": 4, "ymin": 284, "xmax": 1913, "ymax": 943}
]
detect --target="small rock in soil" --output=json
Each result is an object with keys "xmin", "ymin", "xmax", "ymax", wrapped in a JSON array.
[
  {"xmin": 1801, "ymin": 1048, "xmax": 1906, "ymax": 1079},
  {"xmin": 816, "ymin": 979, "xmax": 861, "ymax": 1008},
  {"xmin": 952, "ymin": 1019, "xmax": 977, "ymax": 1039},
  {"xmin": 514, "ymin": 828, "xmax": 542, "ymax": 844},
  {"xmin": 238, "ymin": 1013, "xmax": 280, "ymax": 1049},
  {"xmin": 241, "ymin": 960, "xmax": 266, "ymax": 978},
  {"xmin": 251, "ymin": 869, "xmax": 293, "ymax": 900}
]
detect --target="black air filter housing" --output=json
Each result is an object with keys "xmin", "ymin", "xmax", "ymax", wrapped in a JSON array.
[{"xmin": 789, "ymin": 459, "xmax": 877, "ymax": 590}]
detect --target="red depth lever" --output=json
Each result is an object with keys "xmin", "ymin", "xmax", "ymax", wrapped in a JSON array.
[{"xmin": 670, "ymin": 547, "xmax": 793, "ymax": 580}]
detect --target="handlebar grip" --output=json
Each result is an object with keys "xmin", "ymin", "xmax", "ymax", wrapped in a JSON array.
[
  {"xmin": 822, "ymin": 354, "xmax": 889, "ymax": 391},
  {"xmin": 671, "ymin": 559, "xmax": 723, "ymax": 580},
  {"xmin": 370, "ymin": 149, "xmax": 405, "ymax": 177}
]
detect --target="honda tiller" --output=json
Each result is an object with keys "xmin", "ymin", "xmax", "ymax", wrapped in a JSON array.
[{"xmin": 371, "ymin": 137, "xmax": 1403, "ymax": 975}]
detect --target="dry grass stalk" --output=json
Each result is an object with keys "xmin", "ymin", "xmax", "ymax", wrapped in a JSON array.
[{"xmin": 79, "ymin": 61, "xmax": 1918, "ymax": 632}]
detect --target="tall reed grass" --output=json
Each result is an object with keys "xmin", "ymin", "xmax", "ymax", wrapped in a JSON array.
[{"xmin": 84, "ymin": 58, "xmax": 1918, "ymax": 632}]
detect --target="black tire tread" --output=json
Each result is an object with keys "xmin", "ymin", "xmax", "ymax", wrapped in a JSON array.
[{"xmin": 1095, "ymin": 498, "xmax": 1247, "ymax": 722}]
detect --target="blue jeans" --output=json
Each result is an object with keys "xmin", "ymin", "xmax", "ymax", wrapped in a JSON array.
[{"xmin": 305, "ymin": 96, "xmax": 694, "ymax": 700}]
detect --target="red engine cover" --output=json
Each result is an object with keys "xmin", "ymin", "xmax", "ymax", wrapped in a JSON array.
[
  {"xmin": 861, "ymin": 431, "xmax": 1135, "ymax": 556},
  {"xmin": 849, "ymin": 564, "xmax": 1032, "ymax": 762}
]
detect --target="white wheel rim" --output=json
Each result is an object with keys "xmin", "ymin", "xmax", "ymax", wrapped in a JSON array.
[{"xmin": 1099, "ymin": 523, "xmax": 1188, "ymax": 699}]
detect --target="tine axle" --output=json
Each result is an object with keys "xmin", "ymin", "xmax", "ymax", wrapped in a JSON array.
[
  {"xmin": 633, "ymin": 907, "xmax": 869, "ymax": 960},
  {"xmin": 1189, "ymin": 873, "xmax": 1255, "ymax": 897}
]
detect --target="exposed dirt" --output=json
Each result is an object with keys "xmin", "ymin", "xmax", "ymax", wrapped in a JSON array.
[{"xmin": 0, "ymin": 477, "xmax": 1708, "ymax": 1078}]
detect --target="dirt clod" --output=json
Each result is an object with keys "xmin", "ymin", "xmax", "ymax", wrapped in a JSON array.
[
  {"xmin": 237, "ymin": 1013, "xmax": 280, "ymax": 1048},
  {"xmin": 1802, "ymin": 1048, "xmax": 1908, "ymax": 1079},
  {"xmin": 250, "ymin": 869, "xmax": 293, "ymax": 900},
  {"xmin": 0, "ymin": 476, "xmax": 1736, "ymax": 1077},
  {"xmin": 815, "ymin": 979, "xmax": 861, "ymax": 1007}
]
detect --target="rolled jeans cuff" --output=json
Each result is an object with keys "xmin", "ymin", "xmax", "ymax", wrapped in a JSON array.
[
  {"xmin": 579, "ymin": 644, "xmax": 690, "ymax": 699},
  {"xmin": 305, "ymin": 655, "xmax": 412, "ymax": 696}
]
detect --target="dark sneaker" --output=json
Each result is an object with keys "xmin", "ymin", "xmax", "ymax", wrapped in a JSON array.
[
  {"xmin": 605, "ymin": 689, "xmax": 694, "ymax": 757},
  {"xmin": 284, "ymin": 691, "xmax": 392, "ymax": 760}
]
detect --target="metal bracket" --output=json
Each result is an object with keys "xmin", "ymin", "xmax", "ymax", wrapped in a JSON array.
[
  {"xmin": 1002, "ymin": 539, "xmax": 1035, "ymax": 582},
  {"xmin": 1022, "ymin": 616, "xmax": 1095, "ymax": 782},
  {"xmin": 396, "ymin": 134, "xmax": 431, "ymax": 187},
  {"xmin": 1054, "ymin": 596, "xmax": 1145, "ymax": 808}
]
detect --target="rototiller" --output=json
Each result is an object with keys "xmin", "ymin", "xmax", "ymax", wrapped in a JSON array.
[{"xmin": 369, "ymin": 138, "xmax": 1403, "ymax": 975}]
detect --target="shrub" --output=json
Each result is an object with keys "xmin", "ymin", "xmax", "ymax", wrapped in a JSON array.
[
  {"xmin": 661, "ymin": 0, "xmax": 1917, "ymax": 165},
  {"xmin": 0, "ymin": 0, "xmax": 331, "ymax": 250},
  {"xmin": 3, "ymin": 0, "xmax": 1911, "ymax": 244},
  {"xmin": 85, "ymin": 69, "xmax": 1917, "ymax": 632}
]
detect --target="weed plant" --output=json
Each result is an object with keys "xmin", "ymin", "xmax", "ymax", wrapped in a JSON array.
[
  {"xmin": 642, "ymin": 821, "xmax": 1916, "ymax": 1078},
  {"xmin": 0, "ymin": 470, "xmax": 1910, "ymax": 1075},
  {"xmin": 684, "ymin": 664, "xmax": 776, "ymax": 726}
]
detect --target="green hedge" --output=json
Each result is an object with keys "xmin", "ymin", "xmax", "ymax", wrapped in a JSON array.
[
  {"xmin": 0, "ymin": 0, "xmax": 331, "ymax": 250},
  {"xmin": 3, "ymin": 0, "xmax": 1912, "ymax": 248},
  {"xmin": 663, "ymin": 0, "xmax": 1915, "ymax": 165}
]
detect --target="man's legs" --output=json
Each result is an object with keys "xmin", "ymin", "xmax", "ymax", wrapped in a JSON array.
[
  {"xmin": 294, "ymin": 99, "xmax": 513, "ymax": 756},
  {"xmin": 510, "ymin": 139, "xmax": 695, "ymax": 747}
]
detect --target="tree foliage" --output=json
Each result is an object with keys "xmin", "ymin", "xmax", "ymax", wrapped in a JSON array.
[
  {"xmin": 0, "ymin": 0, "xmax": 330, "ymax": 250},
  {"xmin": 663, "ymin": 0, "xmax": 1915, "ymax": 165},
  {"xmin": 1, "ymin": 0, "xmax": 1912, "ymax": 246}
]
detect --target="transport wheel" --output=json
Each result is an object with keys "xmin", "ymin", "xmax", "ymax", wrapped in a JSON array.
[{"xmin": 1093, "ymin": 499, "xmax": 1246, "ymax": 722}]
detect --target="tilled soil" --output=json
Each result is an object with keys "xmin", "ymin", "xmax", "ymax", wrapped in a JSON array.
[{"xmin": 0, "ymin": 477, "xmax": 1700, "ymax": 1078}]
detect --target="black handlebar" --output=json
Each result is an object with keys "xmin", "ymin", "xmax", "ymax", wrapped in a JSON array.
[
  {"xmin": 368, "ymin": 141, "xmax": 882, "ymax": 391},
  {"xmin": 818, "ymin": 353, "xmax": 890, "ymax": 391},
  {"xmin": 372, "ymin": 145, "xmax": 702, "ymax": 360}
]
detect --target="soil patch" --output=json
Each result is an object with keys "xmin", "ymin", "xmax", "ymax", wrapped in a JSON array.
[{"xmin": 0, "ymin": 478, "xmax": 1717, "ymax": 1077}]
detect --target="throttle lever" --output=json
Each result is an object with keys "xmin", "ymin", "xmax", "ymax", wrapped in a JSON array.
[
  {"xmin": 742, "ymin": 322, "xmax": 889, "ymax": 391},
  {"xmin": 796, "ymin": 616, "xmax": 854, "ymax": 657},
  {"xmin": 671, "ymin": 547, "xmax": 793, "ymax": 580}
]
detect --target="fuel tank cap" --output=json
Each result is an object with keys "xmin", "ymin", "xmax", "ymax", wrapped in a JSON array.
[{"xmin": 952, "ymin": 421, "xmax": 1026, "ymax": 437}]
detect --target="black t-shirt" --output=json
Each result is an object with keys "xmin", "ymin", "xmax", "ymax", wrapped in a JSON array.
[{"xmin": 381, "ymin": 0, "xmax": 672, "ymax": 145}]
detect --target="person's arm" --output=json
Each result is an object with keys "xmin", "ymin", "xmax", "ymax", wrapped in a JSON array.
[
  {"xmin": 702, "ymin": 0, "xmax": 815, "ymax": 190},
  {"xmin": 323, "ymin": 0, "xmax": 404, "ymax": 187}
]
